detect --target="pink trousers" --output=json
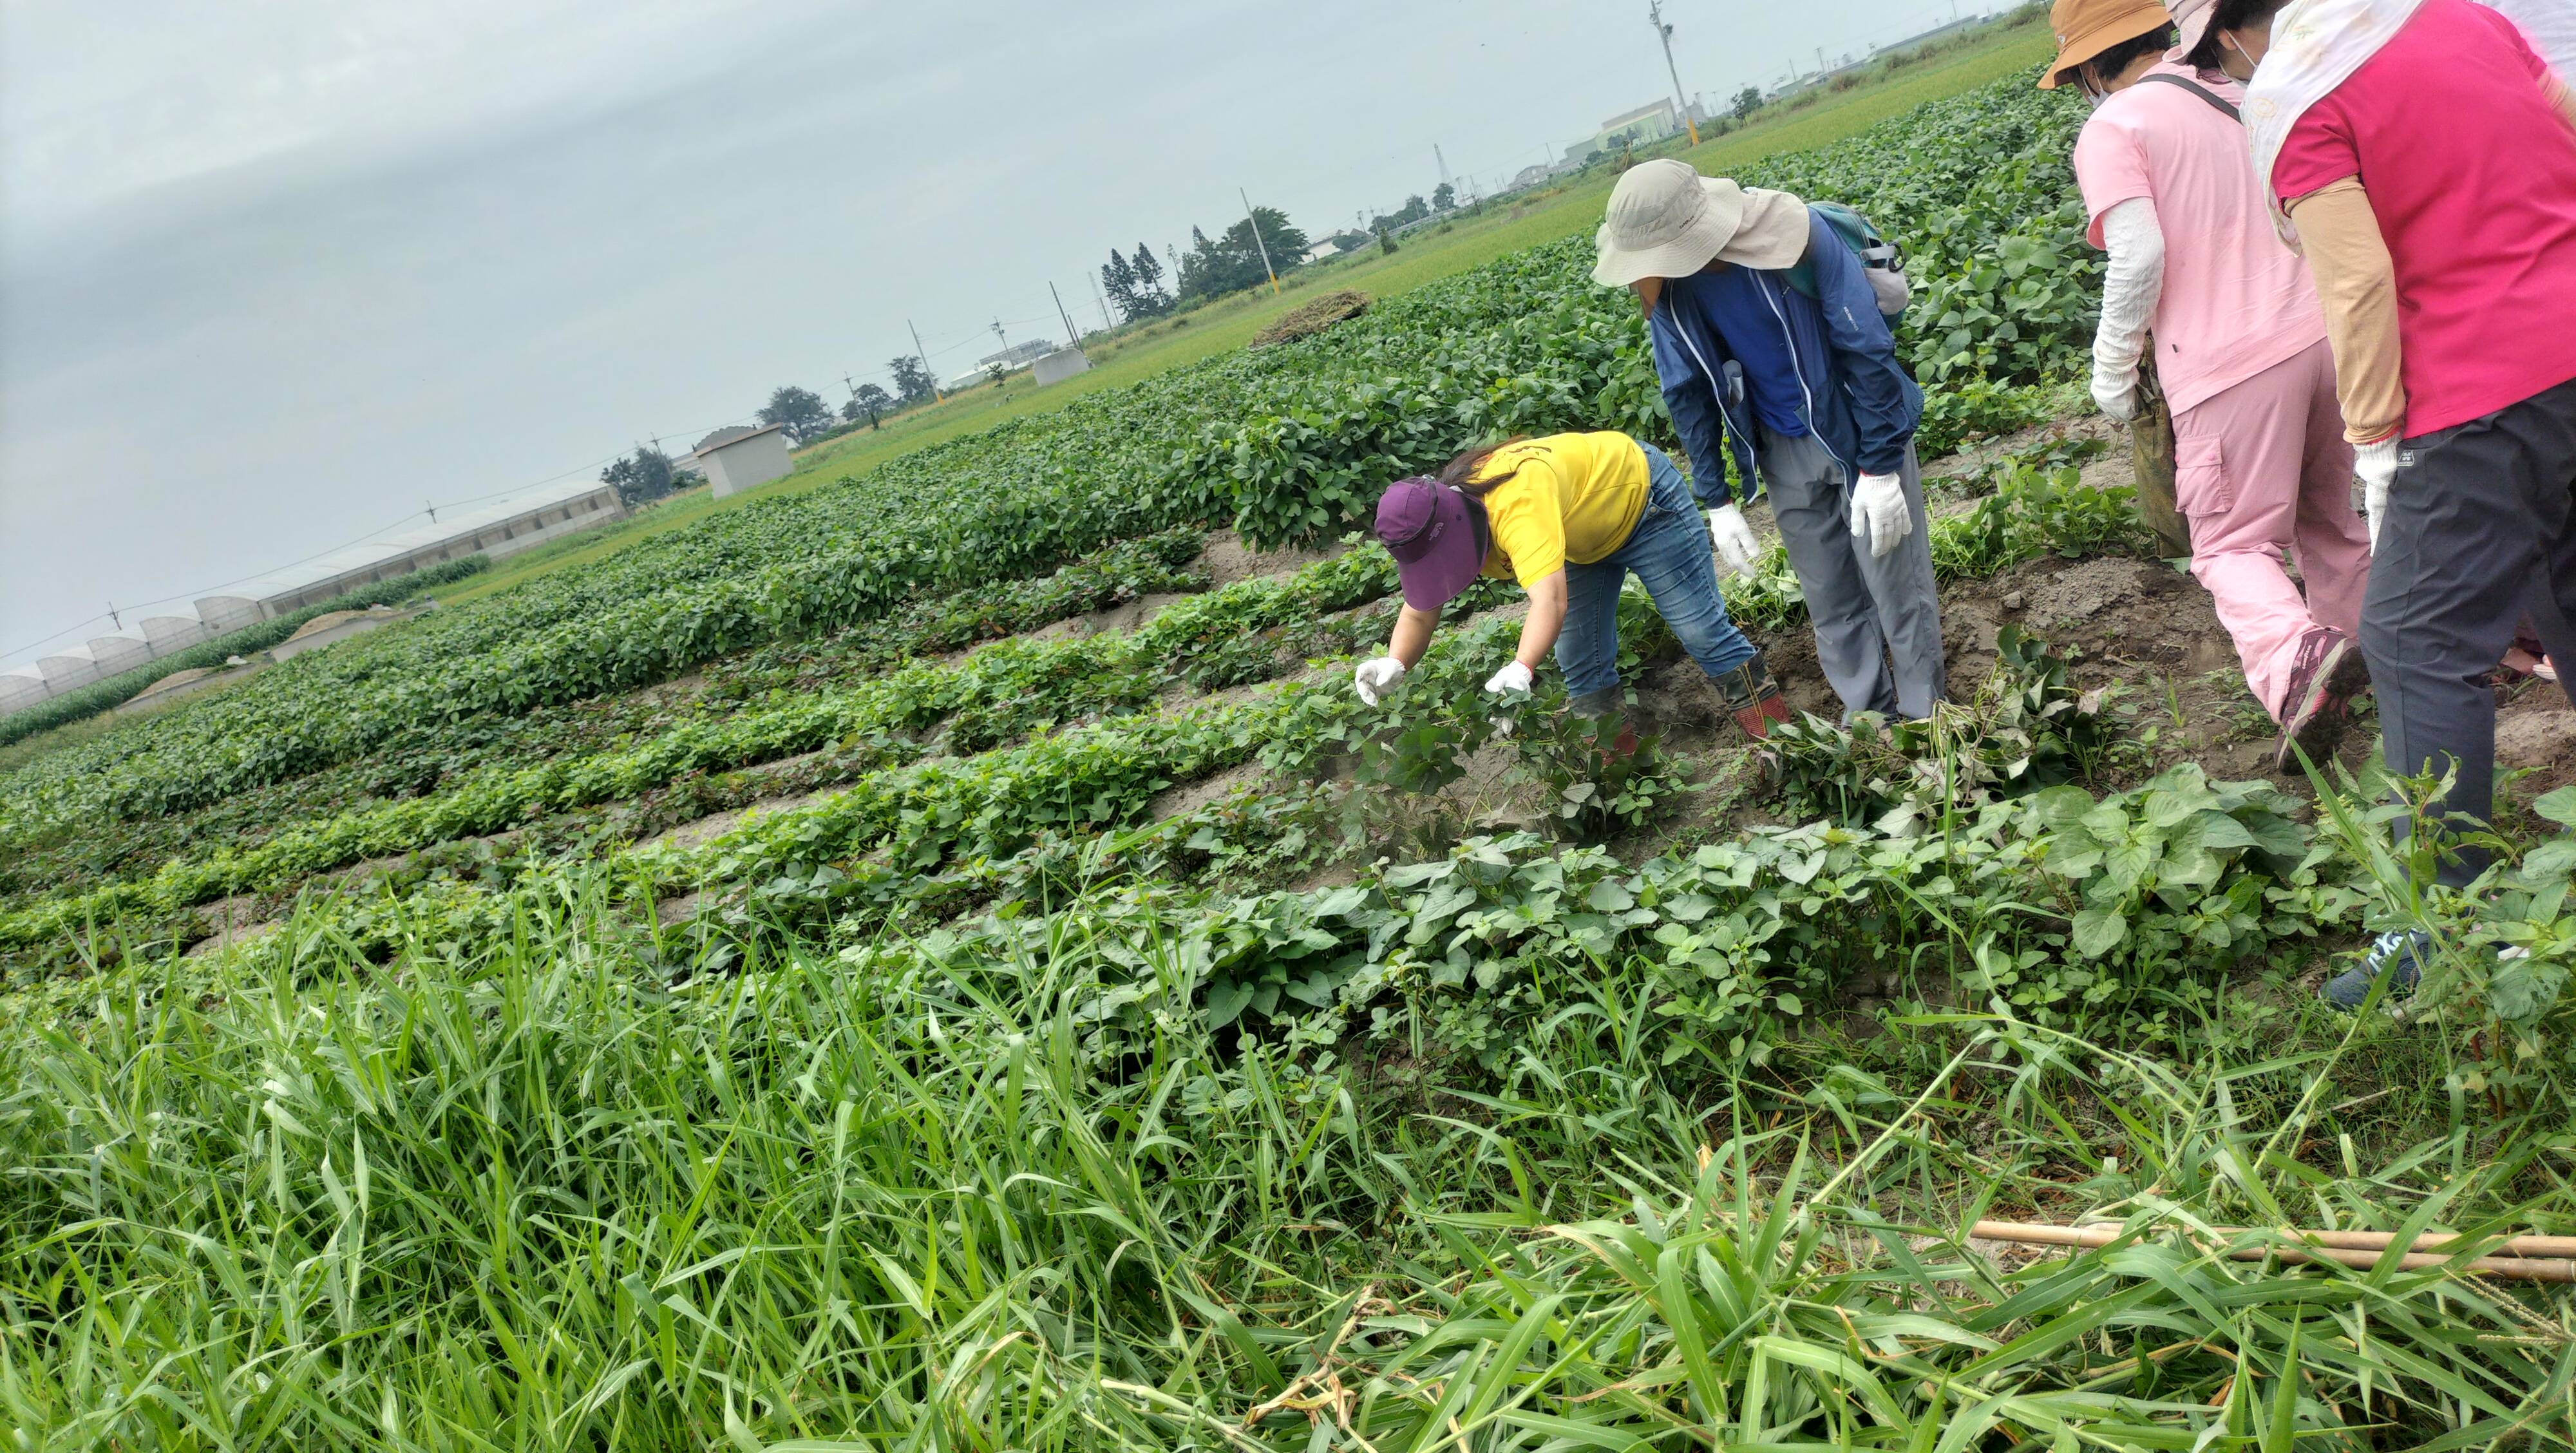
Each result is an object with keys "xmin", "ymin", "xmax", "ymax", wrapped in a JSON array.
[{"xmin": 2170, "ymin": 337, "xmax": 2372, "ymax": 721}]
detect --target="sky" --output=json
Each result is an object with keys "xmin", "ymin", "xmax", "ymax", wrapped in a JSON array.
[{"xmin": 0, "ymin": 0, "xmax": 1988, "ymax": 670}]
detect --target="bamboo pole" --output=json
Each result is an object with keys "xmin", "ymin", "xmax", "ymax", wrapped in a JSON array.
[{"xmin": 1969, "ymin": 1220, "xmax": 2576, "ymax": 1283}]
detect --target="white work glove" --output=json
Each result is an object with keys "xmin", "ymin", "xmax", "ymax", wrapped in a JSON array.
[
  {"xmin": 1849, "ymin": 471, "xmax": 1913, "ymax": 559},
  {"xmin": 2090, "ymin": 360, "xmax": 2139, "ymax": 423},
  {"xmin": 1353, "ymin": 656, "xmax": 1406, "ymax": 705},
  {"xmin": 1483, "ymin": 660, "xmax": 1534, "ymax": 695},
  {"xmin": 2354, "ymin": 438, "xmax": 2398, "ymax": 553},
  {"xmin": 1707, "ymin": 503, "xmax": 1761, "ymax": 578}
]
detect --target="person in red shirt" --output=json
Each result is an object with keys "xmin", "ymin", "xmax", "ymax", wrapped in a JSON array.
[{"xmin": 2206, "ymin": 0, "xmax": 2576, "ymax": 1005}]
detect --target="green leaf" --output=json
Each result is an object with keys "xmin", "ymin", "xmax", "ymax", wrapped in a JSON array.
[
  {"xmin": 1203, "ymin": 977, "xmax": 1255, "ymax": 1029},
  {"xmin": 2535, "ymin": 785, "xmax": 2576, "ymax": 825},
  {"xmin": 1586, "ymin": 879, "xmax": 1636, "ymax": 912},
  {"xmin": 2071, "ymin": 907, "xmax": 2127, "ymax": 958}
]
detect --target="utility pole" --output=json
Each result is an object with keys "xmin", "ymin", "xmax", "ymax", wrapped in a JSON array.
[
  {"xmin": 1240, "ymin": 187, "xmax": 1280, "ymax": 294},
  {"xmin": 426, "ymin": 499, "xmax": 438, "ymax": 524},
  {"xmin": 907, "ymin": 319, "xmax": 943, "ymax": 402},
  {"xmin": 1049, "ymin": 281, "xmax": 1082, "ymax": 348},
  {"xmin": 108, "ymin": 602, "xmax": 120, "ymax": 629},
  {"xmin": 1648, "ymin": 0, "xmax": 1701, "ymax": 146},
  {"xmin": 1086, "ymin": 270, "xmax": 1114, "ymax": 331}
]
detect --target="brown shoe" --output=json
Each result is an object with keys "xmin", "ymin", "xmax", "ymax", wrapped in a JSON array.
[
  {"xmin": 2276, "ymin": 628, "xmax": 2369, "ymax": 773},
  {"xmin": 1712, "ymin": 652, "xmax": 1792, "ymax": 741}
]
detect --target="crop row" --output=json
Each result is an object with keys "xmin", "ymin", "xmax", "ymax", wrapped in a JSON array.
[
  {"xmin": 0, "ymin": 547, "xmax": 1439, "ymax": 968},
  {"xmin": 0, "ymin": 457, "xmax": 2141, "ymax": 972},
  {"xmin": 0, "ymin": 75, "xmax": 2090, "ymax": 850},
  {"xmin": 0, "ymin": 444, "xmax": 2125, "ymax": 960}
]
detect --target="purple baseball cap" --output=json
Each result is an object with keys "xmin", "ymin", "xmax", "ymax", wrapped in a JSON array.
[{"xmin": 1376, "ymin": 476, "xmax": 1488, "ymax": 610}]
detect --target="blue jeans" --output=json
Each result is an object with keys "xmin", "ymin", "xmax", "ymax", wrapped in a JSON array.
[{"xmin": 1556, "ymin": 444, "xmax": 1759, "ymax": 701}]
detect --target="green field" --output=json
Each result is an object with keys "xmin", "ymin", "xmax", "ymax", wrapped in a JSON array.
[
  {"xmin": 439, "ymin": 16, "xmax": 2055, "ymax": 608},
  {"xmin": 14, "ymin": 39, "xmax": 2576, "ymax": 1448}
]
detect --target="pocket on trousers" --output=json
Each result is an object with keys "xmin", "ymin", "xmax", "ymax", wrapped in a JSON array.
[{"xmin": 2174, "ymin": 433, "xmax": 2232, "ymax": 517}]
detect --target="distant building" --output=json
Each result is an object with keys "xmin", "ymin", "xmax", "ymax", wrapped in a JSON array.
[
  {"xmin": 975, "ymin": 339, "xmax": 1056, "ymax": 372},
  {"xmin": 1563, "ymin": 99, "xmax": 1686, "ymax": 166},
  {"xmin": 1032, "ymin": 349, "xmax": 1093, "ymax": 386},
  {"xmin": 689, "ymin": 423, "xmax": 792, "ymax": 499}
]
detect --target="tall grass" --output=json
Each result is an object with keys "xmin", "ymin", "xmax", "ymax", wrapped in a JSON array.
[{"xmin": 6, "ymin": 869, "xmax": 2571, "ymax": 1448}]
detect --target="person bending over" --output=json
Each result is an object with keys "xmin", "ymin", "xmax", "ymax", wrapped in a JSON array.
[
  {"xmin": 1351, "ymin": 430, "xmax": 1790, "ymax": 743},
  {"xmin": 1595, "ymin": 159, "xmax": 1946, "ymax": 723}
]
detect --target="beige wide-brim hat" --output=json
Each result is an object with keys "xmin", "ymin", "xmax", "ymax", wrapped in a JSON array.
[{"xmin": 1591, "ymin": 158, "xmax": 1809, "ymax": 287}]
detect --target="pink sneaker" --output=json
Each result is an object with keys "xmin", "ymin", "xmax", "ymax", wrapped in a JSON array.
[{"xmin": 2277, "ymin": 629, "xmax": 2370, "ymax": 774}]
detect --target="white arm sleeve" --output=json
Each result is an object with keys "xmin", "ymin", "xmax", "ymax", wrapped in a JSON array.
[{"xmin": 2092, "ymin": 196, "xmax": 2165, "ymax": 381}]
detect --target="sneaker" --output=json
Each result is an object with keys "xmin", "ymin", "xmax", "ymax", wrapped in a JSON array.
[
  {"xmin": 2276, "ymin": 629, "xmax": 2370, "ymax": 774},
  {"xmin": 2318, "ymin": 929, "xmax": 2427, "ymax": 1011},
  {"xmin": 1712, "ymin": 652, "xmax": 1792, "ymax": 741}
]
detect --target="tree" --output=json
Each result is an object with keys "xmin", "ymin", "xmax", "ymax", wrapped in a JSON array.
[
  {"xmin": 1432, "ymin": 182, "xmax": 1456, "ymax": 212},
  {"xmin": 1378, "ymin": 226, "xmax": 1397, "ymax": 256},
  {"xmin": 1175, "ymin": 207, "xmax": 1307, "ymax": 302},
  {"xmin": 1731, "ymin": 85, "xmax": 1763, "ymax": 120},
  {"xmin": 760, "ymin": 385, "xmax": 833, "ymax": 444},
  {"xmin": 889, "ymin": 356, "xmax": 936, "ymax": 406},
  {"xmin": 603, "ymin": 446, "xmax": 676, "ymax": 508},
  {"xmin": 1130, "ymin": 243, "xmax": 1168, "ymax": 301},
  {"xmin": 1101, "ymin": 249, "xmax": 1141, "ymax": 321},
  {"xmin": 1101, "ymin": 244, "xmax": 1172, "ymax": 323},
  {"xmin": 844, "ymin": 383, "xmax": 894, "ymax": 429}
]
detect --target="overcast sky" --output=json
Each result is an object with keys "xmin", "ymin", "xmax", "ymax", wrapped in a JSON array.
[{"xmin": 1, "ymin": 0, "xmax": 1982, "ymax": 669}]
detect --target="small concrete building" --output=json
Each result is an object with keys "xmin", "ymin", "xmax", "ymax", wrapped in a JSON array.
[
  {"xmin": 1032, "ymin": 348, "xmax": 1093, "ymax": 386},
  {"xmin": 85, "ymin": 633, "xmax": 153, "ymax": 678},
  {"xmin": 695, "ymin": 423, "xmax": 792, "ymax": 499}
]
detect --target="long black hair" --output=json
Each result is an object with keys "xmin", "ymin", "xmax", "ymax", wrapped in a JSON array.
[{"xmin": 1438, "ymin": 435, "xmax": 1532, "ymax": 498}]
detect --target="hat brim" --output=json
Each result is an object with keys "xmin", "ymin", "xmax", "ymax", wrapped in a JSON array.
[
  {"xmin": 1593, "ymin": 181, "xmax": 1806, "ymax": 285},
  {"xmin": 1389, "ymin": 488, "xmax": 1487, "ymax": 610},
  {"xmin": 2168, "ymin": 10, "xmax": 2211, "ymax": 60},
  {"xmin": 2039, "ymin": 3, "xmax": 2172, "ymax": 86},
  {"xmin": 1715, "ymin": 187, "xmax": 1811, "ymax": 271}
]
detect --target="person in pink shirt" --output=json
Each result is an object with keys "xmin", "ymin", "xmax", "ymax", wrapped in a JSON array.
[
  {"xmin": 2204, "ymin": 0, "xmax": 2576, "ymax": 1006},
  {"xmin": 2043, "ymin": 0, "xmax": 2371, "ymax": 772}
]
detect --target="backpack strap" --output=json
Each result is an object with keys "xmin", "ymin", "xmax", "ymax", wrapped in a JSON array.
[{"xmin": 2136, "ymin": 71, "xmax": 2242, "ymax": 122}]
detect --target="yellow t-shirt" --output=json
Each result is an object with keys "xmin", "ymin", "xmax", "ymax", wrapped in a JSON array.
[{"xmin": 1471, "ymin": 432, "xmax": 1651, "ymax": 586}]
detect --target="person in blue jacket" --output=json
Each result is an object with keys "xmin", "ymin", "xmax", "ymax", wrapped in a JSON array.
[{"xmin": 1595, "ymin": 160, "xmax": 1946, "ymax": 721}]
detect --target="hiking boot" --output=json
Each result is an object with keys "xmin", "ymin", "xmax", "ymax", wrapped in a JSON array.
[
  {"xmin": 2319, "ymin": 929, "xmax": 2425, "ymax": 1012},
  {"xmin": 2275, "ymin": 628, "xmax": 2369, "ymax": 774},
  {"xmin": 1711, "ymin": 652, "xmax": 1792, "ymax": 741}
]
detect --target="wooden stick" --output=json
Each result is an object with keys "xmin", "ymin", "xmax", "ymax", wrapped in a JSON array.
[{"xmin": 1969, "ymin": 1220, "xmax": 2576, "ymax": 1283}]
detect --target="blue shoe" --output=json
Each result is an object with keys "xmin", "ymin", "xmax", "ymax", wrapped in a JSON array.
[{"xmin": 2319, "ymin": 929, "xmax": 2427, "ymax": 1011}]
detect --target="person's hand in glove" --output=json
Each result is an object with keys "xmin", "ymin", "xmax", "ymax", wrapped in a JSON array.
[
  {"xmin": 1353, "ymin": 656, "xmax": 1406, "ymax": 705},
  {"xmin": 1848, "ymin": 472, "xmax": 1913, "ymax": 559},
  {"xmin": 2354, "ymin": 438, "xmax": 2398, "ymax": 552},
  {"xmin": 2090, "ymin": 360, "xmax": 2138, "ymax": 423},
  {"xmin": 1707, "ymin": 504, "xmax": 1761, "ymax": 578},
  {"xmin": 1483, "ymin": 660, "xmax": 1534, "ymax": 696}
]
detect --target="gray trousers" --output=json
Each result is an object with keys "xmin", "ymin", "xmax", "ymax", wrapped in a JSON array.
[
  {"xmin": 1757, "ymin": 426, "xmax": 1946, "ymax": 719},
  {"xmin": 2363, "ymin": 377, "xmax": 2576, "ymax": 888}
]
